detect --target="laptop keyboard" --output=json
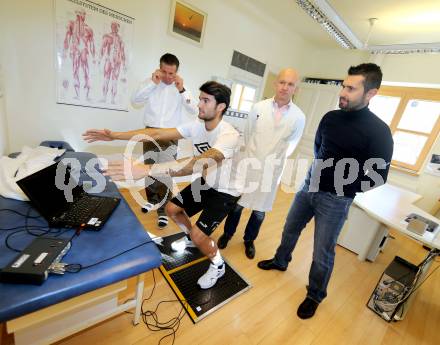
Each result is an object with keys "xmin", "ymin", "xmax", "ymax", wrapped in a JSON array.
[
  {"xmin": 62, "ymin": 196, "xmax": 101, "ymax": 223},
  {"xmin": 60, "ymin": 196, "xmax": 118, "ymax": 226}
]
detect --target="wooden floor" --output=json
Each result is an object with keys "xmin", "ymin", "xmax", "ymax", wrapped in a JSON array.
[{"xmin": 2, "ymin": 187, "xmax": 440, "ymax": 345}]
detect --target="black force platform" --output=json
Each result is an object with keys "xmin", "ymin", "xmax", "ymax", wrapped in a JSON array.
[{"xmin": 157, "ymin": 233, "xmax": 251, "ymax": 323}]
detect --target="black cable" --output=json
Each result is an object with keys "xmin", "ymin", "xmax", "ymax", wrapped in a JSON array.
[
  {"xmin": 397, "ymin": 299, "xmax": 405, "ymax": 320},
  {"xmin": 142, "ymin": 299, "xmax": 186, "ymax": 345},
  {"xmin": 398, "ymin": 258, "xmax": 440, "ymax": 301},
  {"xmin": 145, "ymin": 267, "xmax": 157, "ymax": 301},
  {"xmin": 375, "ymin": 251, "xmax": 436, "ymax": 292},
  {"xmin": 65, "ymin": 242, "xmax": 223, "ymax": 344},
  {"xmin": 139, "ymin": 265, "xmax": 225, "ymax": 345},
  {"xmin": 22, "ymin": 206, "xmax": 60, "ymax": 237},
  {"xmin": 417, "ymin": 250, "xmax": 438, "ymax": 269},
  {"xmin": 130, "ymin": 269, "xmax": 188, "ymax": 345},
  {"xmin": 5, "ymin": 228, "xmax": 27, "ymax": 252},
  {"xmin": 68, "ymin": 229, "xmax": 79, "ymax": 242},
  {"xmin": 23, "ymin": 206, "xmax": 36, "ymax": 236},
  {"xmin": 2, "ymin": 207, "xmax": 63, "ymax": 252},
  {"xmin": 0, "ymin": 206, "xmax": 46, "ymax": 232},
  {"xmin": 65, "ymin": 239, "xmax": 155, "ymax": 273},
  {"xmin": 121, "ymin": 268, "xmax": 185, "ymax": 344},
  {"xmin": 387, "ymin": 261, "xmax": 440, "ymax": 320},
  {"xmin": 0, "ymin": 225, "xmax": 50, "ymax": 231},
  {"xmin": 4, "ymin": 208, "xmax": 45, "ymax": 251},
  {"xmin": 373, "ymin": 253, "xmax": 440, "ymax": 317},
  {"xmin": 0, "ymin": 207, "xmax": 43, "ymax": 219},
  {"xmin": 124, "ymin": 268, "xmax": 157, "ymax": 316},
  {"xmin": 4, "ymin": 227, "xmax": 65, "ymax": 252}
]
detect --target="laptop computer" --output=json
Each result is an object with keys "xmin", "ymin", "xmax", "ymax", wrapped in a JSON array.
[{"xmin": 17, "ymin": 162, "xmax": 120, "ymax": 229}]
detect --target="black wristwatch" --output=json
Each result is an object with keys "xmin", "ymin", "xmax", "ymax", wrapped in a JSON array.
[{"xmin": 179, "ymin": 87, "xmax": 186, "ymax": 94}]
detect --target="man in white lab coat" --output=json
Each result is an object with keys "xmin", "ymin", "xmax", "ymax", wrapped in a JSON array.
[
  {"xmin": 217, "ymin": 68, "xmax": 305, "ymax": 258},
  {"xmin": 131, "ymin": 53, "xmax": 198, "ymax": 228}
]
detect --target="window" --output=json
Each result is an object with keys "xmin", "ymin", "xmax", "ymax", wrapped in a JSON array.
[
  {"xmin": 230, "ymin": 83, "xmax": 256, "ymax": 112},
  {"xmin": 369, "ymin": 86, "xmax": 440, "ymax": 172}
]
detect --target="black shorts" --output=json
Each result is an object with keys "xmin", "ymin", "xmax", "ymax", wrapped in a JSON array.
[{"xmin": 169, "ymin": 178, "xmax": 240, "ymax": 235}]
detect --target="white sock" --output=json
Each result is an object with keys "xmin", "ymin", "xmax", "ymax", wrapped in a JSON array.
[{"xmin": 211, "ymin": 250, "xmax": 224, "ymax": 267}]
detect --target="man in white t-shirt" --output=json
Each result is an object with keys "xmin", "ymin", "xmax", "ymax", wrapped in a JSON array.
[
  {"xmin": 83, "ymin": 81, "xmax": 242, "ymax": 289},
  {"xmin": 131, "ymin": 53, "xmax": 198, "ymax": 228}
]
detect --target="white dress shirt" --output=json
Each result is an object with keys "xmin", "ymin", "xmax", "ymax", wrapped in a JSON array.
[{"xmin": 131, "ymin": 79, "xmax": 198, "ymax": 128}]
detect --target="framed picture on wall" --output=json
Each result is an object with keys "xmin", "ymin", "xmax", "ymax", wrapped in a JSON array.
[
  {"xmin": 55, "ymin": 0, "xmax": 135, "ymax": 111},
  {"xmin": 169, "ymin": 0, "xmax": 207, "ymax": 46}
]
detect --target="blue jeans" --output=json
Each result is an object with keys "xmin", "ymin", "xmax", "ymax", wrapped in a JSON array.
[
  {"xmin": 224, "ymin": 204, "xmax": 266, "ymax": 242},
  {"xmin": 274, "ymin": 187, "xmax": 353, "ymax": 303}
]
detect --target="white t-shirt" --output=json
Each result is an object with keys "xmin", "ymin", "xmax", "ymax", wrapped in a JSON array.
[{"xmin": 177, "ymin": 119, "xmax": 244, "ymax": 197}]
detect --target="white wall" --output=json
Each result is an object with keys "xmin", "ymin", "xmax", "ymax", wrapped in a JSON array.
[
  {"xmin": 0, "ymin": 61, "xmax": 7, "ymax": 155},
  {"xmin": 300, "ymin": 48, "xmax": 370, "ymax": 80},
  {"xmin": 0, "ymin": 94, "xmax": 7, "ymax": 157},
  {"xmin": 300, "ymin": 47, "xmax": 440, "ymax": 86},
  {"xmin": 0, "ymin": 0, "xmax": 310, "ymax": 154},
  {"xmin": 380, "ymin": 53, "xmax": 440, "ymax": 84}
]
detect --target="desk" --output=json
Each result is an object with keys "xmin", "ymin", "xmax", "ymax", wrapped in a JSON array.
[
  {"xmin": 0, "ymin": 152, "xmax": 162, "ymax": 344},
  {"xmin": 338, "ymin": 184, "xmax": 440, "ymax": 261}
]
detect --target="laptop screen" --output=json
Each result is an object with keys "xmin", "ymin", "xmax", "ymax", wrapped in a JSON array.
[{"xmin": 17, "ymin": 162, "xmax": 82, "ymax": 221}]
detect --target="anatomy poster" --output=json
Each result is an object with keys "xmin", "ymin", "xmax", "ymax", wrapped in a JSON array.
[{"xmin": 55, "ymin": 0, "xmax": 134, "ymax": 111}]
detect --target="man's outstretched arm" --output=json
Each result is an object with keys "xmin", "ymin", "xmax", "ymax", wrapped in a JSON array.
[
  {"xmin": 82, "ymin": 127, "xmax": 183, "ymax": 143},
  {"xmin": 104, "ymin": 148, "xmax": 225, "ymax": 181}
]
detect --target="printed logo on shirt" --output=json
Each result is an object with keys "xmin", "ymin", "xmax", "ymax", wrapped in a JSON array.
[
  {"xmin": 194, "ymin": 142, "xmax": 211, "ymax": 154},
  {"xmin": 199, "ymin": 221, "xmax": 208, "ymax": 228},
  {"xmin": 186, "ymin": 99, "xmax": 191, "ymax": 104}
]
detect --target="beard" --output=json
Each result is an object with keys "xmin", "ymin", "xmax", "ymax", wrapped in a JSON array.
[
  {"xmin": 339, "ymin": 95, "xmax": 366, "ymax": 111},
  {"xmin": 198, "ymin": 111, "xmax": 217, "ymax": 121}
]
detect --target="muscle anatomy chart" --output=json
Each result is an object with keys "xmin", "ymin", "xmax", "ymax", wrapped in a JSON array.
[{"xmin": 55, "ymin": 0, "xmax": 134, "ymax": 111}]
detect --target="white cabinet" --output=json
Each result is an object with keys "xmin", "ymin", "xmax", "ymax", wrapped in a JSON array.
[
  {"xmin": 294, "ymin": 83, "xmax": 340, "ymax": 143},
  {"xmin": 338, "ymin": 205, "xmax": 389, "ymax": 261},
  {"xmin": 281, "ymin": 82, "xmax": 340, "ymax": 186}
]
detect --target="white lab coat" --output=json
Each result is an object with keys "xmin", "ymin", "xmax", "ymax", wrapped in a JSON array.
[
  {"xmin": 131, "ymin": 79, "xmax": 198, "ymax": 128},
  {"xmin": 237, "ymin": 98, "xmax": 305, "ymax": 212}
]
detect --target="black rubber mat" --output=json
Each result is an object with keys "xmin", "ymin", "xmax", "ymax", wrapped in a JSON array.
[
  {"xmin": 158, "ymin": 232, "xmax": 204, "ymax": 271},
  {"xmin": 169, "ymin": 260, "xmax": 250, "ymax": 320},
  {"xmin": 158, "ymin": 233, "xmax": 251, "ymax": 322}
]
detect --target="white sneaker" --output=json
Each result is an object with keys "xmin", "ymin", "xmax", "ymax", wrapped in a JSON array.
[
  {"xmin": 171, "ymin": 235, "xmax": 196, "ymax": 251},
  {"xmin": 197, "ymin": 263, "xmax": 225, "ymax": 289}
]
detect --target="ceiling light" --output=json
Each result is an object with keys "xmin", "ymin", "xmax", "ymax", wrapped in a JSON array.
[
  {"xmin": 296, "ymin": 0, "xmax": 356, "ymax": 49},
  {"xmin": 367, "ymin": 42, "xmax": 440, "ymax": 54},
  {"xmin": 296, "ymin": 0, "xmax": 440, "ymax": 55}
]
